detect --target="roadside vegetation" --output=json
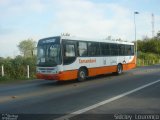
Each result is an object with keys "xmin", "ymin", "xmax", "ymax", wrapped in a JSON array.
[
  {"xmin": 0, "ymin": 39, "xmax": 37, "ymax": 82},
  {"xmin": 0, "ymin": 31, "xmax": 160, "ymax": 82},
  {"xmin": 137, "ymin": 31, "xmax": 160, "ymax": 66}
]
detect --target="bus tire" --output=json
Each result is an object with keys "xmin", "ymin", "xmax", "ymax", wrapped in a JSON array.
[
  {"xmin": 78, "ymin": 68, "xmax": 87, "ymax": 82},
  {"xmin": 116, "ymin": 64, "xmax": 123, "ymax": 75}
]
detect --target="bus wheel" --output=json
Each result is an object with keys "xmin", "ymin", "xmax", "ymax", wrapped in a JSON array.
[
  {"xmin": 116, "ymin": 64, "xmax": 123, "ymax": 75},
  {"xmin": 78, "ymin": 68, "xmax": 87, "ymax": 82}
]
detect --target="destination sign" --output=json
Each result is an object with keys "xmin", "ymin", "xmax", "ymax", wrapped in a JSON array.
[
  {"xmin": 38, "ymin": 37, "xmax": 60, "ymax": 45},
  {"xmin": 42, "ymin": 39, "xmax": 55, "ymax": 43}
]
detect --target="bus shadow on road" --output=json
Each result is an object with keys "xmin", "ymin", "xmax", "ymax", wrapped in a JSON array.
[
  {"xmin": 38, "ymin": 72, "xmax": 127, "ymax": 87},
  {"xmin": 55, "ymin": 72, "xmax": 126, "ymax": 85},
  {"xmin": 86, "ymin": 72, "xmax": 126, "ymax": 81}
]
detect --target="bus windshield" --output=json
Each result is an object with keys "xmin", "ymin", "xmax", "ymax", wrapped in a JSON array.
[{"xmin": 37, "ymin": 43, "xmax": 61, "ymax": 67}]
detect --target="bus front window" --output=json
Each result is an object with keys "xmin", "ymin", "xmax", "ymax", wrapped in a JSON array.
[{"xmin": 37, "ymin": 44, "xmax": 61, "ymax": 67}]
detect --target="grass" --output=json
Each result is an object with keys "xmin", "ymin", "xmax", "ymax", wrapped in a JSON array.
[
  {"xmin": 0, "ymin": 76, "xmax": 35, "ymax": 84},
  {"xmin": 137, "ymin": 59, "xmax": 160, "ymax": 67}
]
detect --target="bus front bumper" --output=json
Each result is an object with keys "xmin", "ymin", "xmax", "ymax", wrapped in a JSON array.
[
  {"xmin": 36, "ymin": 73, "xmax": 60, "ymax": 80},
  {"xmin": 36, "ymin": 70, "xmax": 78, "ymax": 81}
]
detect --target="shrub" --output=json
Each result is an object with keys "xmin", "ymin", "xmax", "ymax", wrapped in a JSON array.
[{"xmin": 0, "ymin": 56, "xmax": 36, "ymax": 81}]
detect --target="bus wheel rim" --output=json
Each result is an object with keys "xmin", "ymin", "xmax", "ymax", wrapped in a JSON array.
[
  {"xmin": 118, "ymin": 65, "xmax": 122, "ymax": 73},
  {"xmin": 80, "ymin": 71, "xmax": 85, "ymax": 79}
]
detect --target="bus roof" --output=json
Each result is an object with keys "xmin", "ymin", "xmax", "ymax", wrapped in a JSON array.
[
  {"xmin": 38, "ymin": 36, "xmax": 134, "ymax": 45},
  {"xmin": 61, "ymin": 36, "xmax": 134, "ymax": 45}
]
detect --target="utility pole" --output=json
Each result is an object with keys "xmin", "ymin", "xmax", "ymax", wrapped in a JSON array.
[
  {"xmin": 134, "ymin": 11, "xmax": 139, "ymax": 65},
  {"xmin": 152, "ymin": 13, "xmax": 155, "ymax": 38}
]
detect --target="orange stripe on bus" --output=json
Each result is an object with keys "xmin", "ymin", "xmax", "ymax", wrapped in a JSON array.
[
  {"xmin": 88, "ymin": 65, "xmax": 117, "ymax": 76},
  {"xmin": 58, "ymin": 70, "xmax": 78, "ymax": 80}
]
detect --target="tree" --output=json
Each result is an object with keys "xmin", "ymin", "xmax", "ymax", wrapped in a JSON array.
[
  {"xmin": 156, "ymin": 31, "xmax": 160, "ymax": 39},
  {"xmin": 18, "ymin": 39, "xmax": 36, "ymax": 58}
]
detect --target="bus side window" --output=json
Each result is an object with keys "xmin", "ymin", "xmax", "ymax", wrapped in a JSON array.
[
  {"xmin": 110, "ymin": 44, "xmax": 118, "ymax": 56},
  {"xmin": 100, "ymin": 43, "xmax": 110, "ymax": 56},
  {"xmin": 131, "ymin": 45, "xmax": 134, "ymax": 55},
  {"xmin": 65, "ymin": 44, "xmax": 75, "ymax": 57},
  {"xmin": 88, "ymin": 42, "xmax": 100, "ymax": 56},
  {"xmin": 63, "ymin": 41, "xmax": 77, "ymax": 65},
  {"xmin": 78, "ymin": 42, "xmax": 88, "ymax": 57},
  {"xmin": 125, "ymin": 45, "xmax": 132, "ymax": 56},
  {"xmin": 118, "ymin": 44, "xmax": 125, "ymax": 56}
]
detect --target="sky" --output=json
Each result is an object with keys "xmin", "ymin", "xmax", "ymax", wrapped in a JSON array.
[{"xmin": 0, "ymin": 0, "xmax": 160, "ymax": 57}]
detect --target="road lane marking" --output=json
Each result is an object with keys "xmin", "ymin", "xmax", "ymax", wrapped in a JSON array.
[{"xmin": 55, "ymin": 79, "xmax": 160, "ymax": 120}]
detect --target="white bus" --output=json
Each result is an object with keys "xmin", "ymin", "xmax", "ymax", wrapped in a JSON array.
[{"xmin": 36, "ymin": 36, "xmax": 136, "ymax": 81}]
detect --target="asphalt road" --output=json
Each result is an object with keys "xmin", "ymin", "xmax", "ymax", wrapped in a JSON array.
[{"xmin": 0, "ymin": 65, "xmax": 160, "ymax": 120}]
